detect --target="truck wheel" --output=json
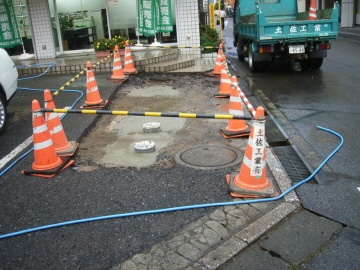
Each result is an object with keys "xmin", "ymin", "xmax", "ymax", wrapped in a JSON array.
[
  {"xmin": 300, "ymin": 59, "xmax": 310, "ymax": 70},
  {"xmin": 248, "ymin": 45, "xmax": 259, "ymax": 72},
  {"xmin": 311, "ymin": 58, "xmax": 323, "ymax": 69},
  {"xmin": 0, "ymin": 93, "xmax": 7, "ymax": 135},
  {"xmin": 237, "ymin": 41, "xmax": 245, "ymax": 61}
]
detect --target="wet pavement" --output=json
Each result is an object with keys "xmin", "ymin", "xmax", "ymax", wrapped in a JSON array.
[{"xmin": 1, "ymin": 23, "xmax": 360, "ymax": 269}]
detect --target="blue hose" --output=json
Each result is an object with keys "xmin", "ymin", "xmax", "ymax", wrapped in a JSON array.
[
  {"xmin": 0, "ymin": 126, "xmax": 343, "ymax": 240},
  {"xmin": 17, "ymin": 63, "xmax": 56, "ymax": 80},
  {"xmin": 0, "ymin": 88, "xmax": 84, "ymax": 178}
]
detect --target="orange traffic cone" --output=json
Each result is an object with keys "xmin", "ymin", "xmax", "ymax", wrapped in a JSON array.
[
  {"xmin": 21, "ymin": 99, "xmax": 74, "ymax": 178},
  {"xmin": 44, "ymin": 89, "xmax": 78, "ymax": 156},
  {"xmin": 226, "ymin": 106, "xmax": 277, "ymax": 198},
  {"xmin": 108, "ymin": 45, "xmax": 129, "ymax": 82},
  {"xmin": 308, "ymin": 0, "xmax": 317, "ymax": 20},
  {"xmin": 220, "ymin": 76, "xmax": 251, "ymax": 138},
  {"xmin": 214, "ymin": 54, "xmax": 231, "ymax": 98},
  {"xmin": 209, "ymin": 43, "xmax": 223, "ymax": 77},
  {"xmin": 123, "ymin": 40, "xmax": 138, "ymax": 75},
  {"xmin": 80, "ymin": 61, "xmax": 108, "ymax": 109}
]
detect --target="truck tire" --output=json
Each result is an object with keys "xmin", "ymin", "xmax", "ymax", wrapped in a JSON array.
[
  {"xmin": 237, "ymin": 41, "xmax": 245, "ymax": 61},
  {"xmin": 300, "ymin": 58, "xmax": 323, "ymax": 70},
  {"xmin": 300, "ymin": 59, "xmax": 310, "ymax": 70},
  {"xmin": 248, "ymin": 44, "xmax": 259, "ymax": 72},
  {"xmin": 0, "ymin": 93, "xmax": 7, "ymax": 135}
]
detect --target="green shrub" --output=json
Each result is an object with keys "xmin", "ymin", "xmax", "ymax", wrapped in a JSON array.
[{"xmin": 199, "ymin": 24, "xmax": 220, "ymax": 54}]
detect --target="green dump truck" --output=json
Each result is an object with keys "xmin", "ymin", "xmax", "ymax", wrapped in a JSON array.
[{"xmin": 233, "ymin": 0, "xmax": 339, "ymax": 71}]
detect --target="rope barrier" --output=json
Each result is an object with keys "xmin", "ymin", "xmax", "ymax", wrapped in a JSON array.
[{"xmin": 40, "ymin": 108, "xmax": 254, "ymax": 120}]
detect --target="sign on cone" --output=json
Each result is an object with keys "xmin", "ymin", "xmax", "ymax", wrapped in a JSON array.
[{"xmin": 226, "ymin": 106, "xmax": 278, "ymax": 198}]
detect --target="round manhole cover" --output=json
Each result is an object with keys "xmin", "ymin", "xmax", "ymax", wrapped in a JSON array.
[{"xmin": 175, "ymin": 145, "xmax": 243, "ymax": 170}]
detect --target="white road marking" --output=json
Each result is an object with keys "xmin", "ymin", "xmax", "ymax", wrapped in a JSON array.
[
  {"xmin": 0, "ymin": 135, "xmax": 33, "ymax": 169},
  {"xmin": 357, "ymin": 187, "xmax": 360, "ymax": 193}
]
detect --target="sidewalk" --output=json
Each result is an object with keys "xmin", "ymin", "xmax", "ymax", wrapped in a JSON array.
[{"xmin": 338, "ymin": 25, "xmax": 360, "ymax": 41}]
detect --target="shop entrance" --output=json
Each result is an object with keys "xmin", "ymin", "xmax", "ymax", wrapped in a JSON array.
[{"xmin": 49, "ymin": 0, "xmax": 107, "ymax": 54}]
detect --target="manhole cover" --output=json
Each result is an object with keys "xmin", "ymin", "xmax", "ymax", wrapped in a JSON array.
[{"xmin": 175, "ymin": 145, "xmax": 243, "ymax": 170}]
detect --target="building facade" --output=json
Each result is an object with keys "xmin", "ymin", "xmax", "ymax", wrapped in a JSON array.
[
  {"xmin": 8, "ymin": 0, "xmax": 201, "ymax": 60},
  {"xmin": 5, "ymin": 0, "xmax": 359, "ymax": 60}
]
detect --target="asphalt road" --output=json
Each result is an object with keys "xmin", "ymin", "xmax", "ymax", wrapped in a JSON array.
[{"xmin": 0, "ymin": 71, "xmax": 243, "ymax": 269}]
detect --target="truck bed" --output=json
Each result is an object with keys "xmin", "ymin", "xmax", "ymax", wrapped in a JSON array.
[{"xmin": 238, "ymin": 6, "xmax": 339, "ymax": 44}]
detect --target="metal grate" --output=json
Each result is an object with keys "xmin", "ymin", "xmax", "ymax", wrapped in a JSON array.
[
  {"xmin": 272, "ymin": 146, "xmax": 319, "ymax": 184},
  {"xmin": 265, "ymin": 116, "xmax": 288, "ymax": 147}
]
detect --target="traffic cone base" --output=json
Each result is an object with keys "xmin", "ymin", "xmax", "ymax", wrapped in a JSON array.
[
  {"xmin": 123, "ymin": 69, "xmax": 138, "ymax": 75},
  {"xmin": 22, "ymin": 157, "xmax": 74, "ymax": 178},
  {"xmin": 220, "ymin": 126, "xmax": 251, "ymax": 139},
  {"xmin": 209, "ymin": 71, "xmax": 221, "ymax": 77},
  {"xmin": 57, "ymin": 141, "xmax": 79, "ymax": 157},
  {"xmin": 214, "ymin": 93, "xmax": 230, "ymax": 98},
  {"xmin": 107, "ymin": 75, "xmax": 129, "ymax": 82},
  {"xmin": 80, "ymin": 99, "xmax": 108, "ymax": 109},
  {"xmin": 226, "ymin": 172, "xmax": 278, "ymax": 198}
]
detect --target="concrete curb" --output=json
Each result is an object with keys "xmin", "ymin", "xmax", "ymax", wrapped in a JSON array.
[
  {"xmin": 110, "ymin": 125, "xmax": 300, "ymax": 270},
  {"xmin": 189, "ymin": 202, "xmax": 300, "ymax": 270}
]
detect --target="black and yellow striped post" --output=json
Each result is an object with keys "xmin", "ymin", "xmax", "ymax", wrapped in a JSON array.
[{"xmin": 133, "ymin": 44, "xmax": 219, "ymax": 50}]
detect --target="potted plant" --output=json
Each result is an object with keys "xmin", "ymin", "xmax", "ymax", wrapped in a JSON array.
[
  {"xmin": 199, "ymin": 24, "xmax": 220, "ymax": 54},
  {"xmin": 53, "ymin": 16, "xmax": 74, "ymax": 50},
  {"xmin": 94, "ymin": 35, "xmax": 129, "ymax": 57}
]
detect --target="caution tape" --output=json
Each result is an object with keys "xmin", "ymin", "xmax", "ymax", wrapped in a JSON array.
[{"xmin": 41, "ymin": 108, "xmax": 254, "ymax": 120}]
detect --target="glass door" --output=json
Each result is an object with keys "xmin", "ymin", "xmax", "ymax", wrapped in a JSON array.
[{"xmin": 49, "ymin": 0, "xmax": 107, "ymax": 55}]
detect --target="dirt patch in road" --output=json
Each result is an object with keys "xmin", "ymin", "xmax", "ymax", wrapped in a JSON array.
[{"xmin": 75, "ymin": 73, "xmax": 247, "ymax": 170}]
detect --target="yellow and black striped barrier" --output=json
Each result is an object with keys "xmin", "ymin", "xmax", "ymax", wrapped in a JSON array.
[
  {"xmin": 41, "ymin": 108, "xmax": 254, "ymax": 120},
  {"xmin": 53, "ymin": 51, "xmax": 117, "ymax": 96},
  {"xmin": 133, "ymin": 44, "xmax": 219, "ymax": 50}
]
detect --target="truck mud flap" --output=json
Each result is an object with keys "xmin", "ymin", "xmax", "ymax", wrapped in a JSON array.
[
  {"xmin": 254, "ymin": 52, "xmax": 272, "ymax": 62},
  {"xmin": 308, "ymin": 50, "xmax": 327, "ymax": 59}
]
